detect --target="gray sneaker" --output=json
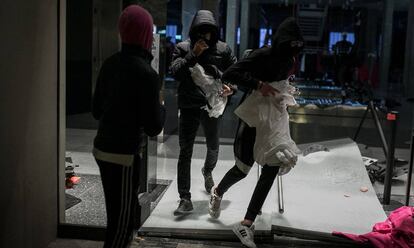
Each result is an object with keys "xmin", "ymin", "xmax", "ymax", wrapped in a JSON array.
[
  {"xmin": 232, "ymin": 222, "xmax": 257, "ymax": 248},
  {"xmin": 201, "ymin": 167, "xmax": 214, "ymax": 193},
  {"xmin": 173, "ymin": 199, "xmax": 193, "ymax": 216},
  {"xmin": 208, "ymin": 186, "xmax": 222, "ymax": 218}
]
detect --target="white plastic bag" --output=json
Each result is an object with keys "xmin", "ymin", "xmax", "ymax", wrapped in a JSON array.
[
  {"xmin": 234, "ymin": 79, "xmax": 300, "ymax": 171},
  {"xmin": 189, "ymin": 63, "xmax": 227, "ymax": 118}
]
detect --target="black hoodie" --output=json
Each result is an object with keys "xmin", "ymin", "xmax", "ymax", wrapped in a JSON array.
[
  {"xmin": 92, "ymin": 44, "xmax": 165, "ymax": 154},
  {"xmin": 189, "ymin": 10, "xmax": 219, "ymax": 46},
  {"xmin": 222, "ymin": 17, "xmax": 304, "ymax": 91},
  {"xmin": 169, "ymin": 10, "xmax": 237, "ymax": 109}
]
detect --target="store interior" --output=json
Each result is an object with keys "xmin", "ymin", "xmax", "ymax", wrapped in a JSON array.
[{"xmin": 61, "ymin": 0, "xmax": 414, "ymax": 246}]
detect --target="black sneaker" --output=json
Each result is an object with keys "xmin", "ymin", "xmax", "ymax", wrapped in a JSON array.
[
  {"xmin": 173, "ymin": 199, "xmax": 193, "ymax": 216},
  {"xmin": 201, "ymin": 167, "xmax": 214, "ymax": 193}
]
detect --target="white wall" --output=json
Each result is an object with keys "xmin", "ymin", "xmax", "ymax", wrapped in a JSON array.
[{"xmin": 0, "ymin": 0, "xmax": 59, "ymax": 247}]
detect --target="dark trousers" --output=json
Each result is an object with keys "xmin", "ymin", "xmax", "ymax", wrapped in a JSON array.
[
  {"xmin": 177, "ymin": 108, "xmax": 221, "ymax": 200},
  {"xmin": 216, "ymin": 120, "xmax": 279, "ymax": 222},
  {"xmin": 96, "ymin": 156, "xmax": 140, "ymax": 248}
]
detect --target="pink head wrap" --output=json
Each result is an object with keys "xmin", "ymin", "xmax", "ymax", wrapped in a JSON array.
[{"xmin": 118, "ymin": 5, "xmax": 153, "ymax": 50}]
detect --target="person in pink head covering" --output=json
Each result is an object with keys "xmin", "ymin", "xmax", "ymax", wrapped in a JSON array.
[
  {"xmin": 118, "ymin": 4, "xmax": 153, "ymax": 50},
  {"xmin": 92, "ymin": 5, "xmax": 165, "ymax": 248}
]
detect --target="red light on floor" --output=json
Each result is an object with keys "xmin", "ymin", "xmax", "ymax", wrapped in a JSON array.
[
  {"xmin": 70, "ymin": 176, "xmax": 81, "ymax": 184},
  {"xmin": 387, "ymin": 113, "xmax": 396, "ymax": 121}
]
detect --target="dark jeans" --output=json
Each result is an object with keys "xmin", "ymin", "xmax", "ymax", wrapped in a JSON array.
[
  {"xmin": 177, "ymin": 108, "xmax": 221, "ymax": 200},
  {"xmin": 217, "ymin": 165, "xmax": 279, "ymax": 222},
  {"xmin": 216, "ymin": 120, "xmax": 280, "ymax": 222},
  {"xmin": 96, "ymin": 156, "xmax": 140, "ymax": 248}
]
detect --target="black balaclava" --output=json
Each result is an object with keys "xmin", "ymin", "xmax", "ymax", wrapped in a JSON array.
[
  {"xmin": 271, "ymin": 17, "xmax": 304, "ymax": 59},
  {"xmin": 188, "ymin": 10, "xmax": 219, "ymax": 47}
]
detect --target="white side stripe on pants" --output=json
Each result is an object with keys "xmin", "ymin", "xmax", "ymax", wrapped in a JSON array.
[
  {"xmin": 118, "ymin": 166, "xmax": 134, "ymax": 246},
  {"xmin": 112, "ymin": 166, "xmax": 133, "ymax": 248}
]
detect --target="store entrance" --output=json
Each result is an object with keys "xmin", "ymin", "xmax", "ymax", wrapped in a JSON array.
[{"xmin": 58, "ymin": 0, "xmax": 414, "ymax": 246}]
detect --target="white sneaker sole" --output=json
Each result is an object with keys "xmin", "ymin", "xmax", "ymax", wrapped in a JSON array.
[{"xmin": 232, "ymin": 225, "xmax": 257, "ymax": 248}]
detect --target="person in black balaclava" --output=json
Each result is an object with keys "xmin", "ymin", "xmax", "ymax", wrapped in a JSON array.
[
  {"xmin": 169, "ymin": 10, "xmax": 237, "ymax": 215},
  {"xmin": 207, "ymin": 17, "xmax": 304, "ymax": 248}
]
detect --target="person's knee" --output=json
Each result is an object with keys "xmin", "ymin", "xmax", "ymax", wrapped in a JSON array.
[
  {"xmin": 206, "ymin": 147, "xmax": 219, "ymax": 155},
  {"xmin": 179, "ymin": 139, "xmax": 195, "ymax": 151},
  {"xmin": 235, "ymin": 158, "xmax": 253, "ymax": 176},
  {"xmin": 178, "ymin": 146, "xmax": 194, "ymax": 160},
  {"xmin": 205, "ymin": 135, "xmax": 219, "ymax": 150},
  {"xmin": 179, "ymin": 143, "xmax": 193, "ymax": 151},
  {"xmin": 233, "ymin": 167, "xmax": 248, "ymax": 178},
  {"xmin": 234, "ymin": 164, "xmax": 250, "ymax": 178}
]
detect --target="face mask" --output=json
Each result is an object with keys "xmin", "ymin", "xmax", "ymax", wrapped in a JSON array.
[
  {"xmin": 279, "ymin": 40, "xmax": 303, "ymax": 57},
  {"xmin": 195, "ymin": 25, "xmax": 216, "ymax": 45},
  {"xmin": 197, "ymin": 33, "xmax": 215, "ymax": 47},
  {"xmin": 290, "ymin": 40, "xmax": 304, "ymax": 48}
]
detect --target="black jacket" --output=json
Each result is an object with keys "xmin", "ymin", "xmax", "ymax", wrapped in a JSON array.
[
  {"xmin": 222, "ymin": 17, "xmax": 304, "ymax": 92},
  {"xmin": 92, "ymin": 44, "xmax": 165, "ymax": 154},
  {"xmin": 224, "ymin": 18, "xmax": 304, "ymax": 161},
  {"xmin": 169, "ymin": 10, "xmax": 236, "ymax": 109}
]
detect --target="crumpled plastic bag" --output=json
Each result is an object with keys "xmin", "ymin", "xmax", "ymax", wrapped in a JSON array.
[
  {"xmin": 189, "ymin": 63, "xmax": 227, "ymax": 118},
  {"xmin": 234, "ymin": 79, "xmax": 300, "ymax": 172}
]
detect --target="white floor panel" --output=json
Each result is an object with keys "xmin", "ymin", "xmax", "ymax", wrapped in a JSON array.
[
  {"xmin": 271, "ymin": 138, "xmax": 387, "ymax": 236},
  {"xmin": 142, "ymin": 155, "xmax": 276, "ymax": 234},
  {"xmin": 143, "ymin": 138, "xmax": 386, "ymax": 238}
]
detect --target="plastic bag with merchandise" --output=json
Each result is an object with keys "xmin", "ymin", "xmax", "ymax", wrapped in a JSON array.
[
  {"xmin": 234, "ymin": 79, "xmax": 300, "ymax": 172},
  {"xmin": 189, "ymin": 63, "xmax": 227, "ymax": 118}
]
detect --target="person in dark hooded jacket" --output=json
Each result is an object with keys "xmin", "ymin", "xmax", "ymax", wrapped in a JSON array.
[
  {"xmin": 207, "ymin": 17, "xmax": 304, "ymax": 248},
  {"xmin": 92, "ymin": 5, "xmax": 165, "ymax": 248},
  {"xmin": 169, "ymin": 10, "xmax": 237, "ymax": 214}
]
